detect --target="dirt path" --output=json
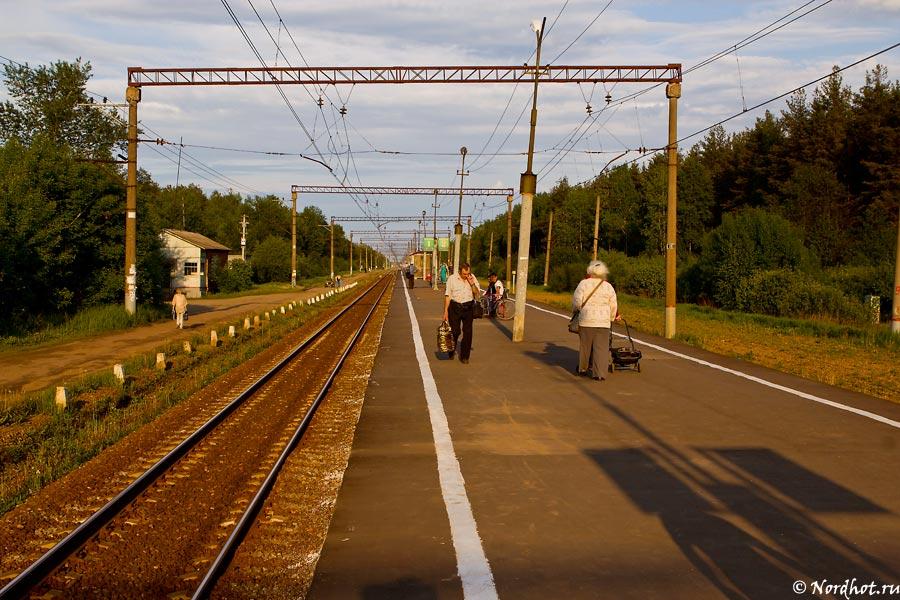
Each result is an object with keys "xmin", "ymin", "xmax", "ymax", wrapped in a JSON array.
[{"xmin": 0, "ymin": 275, "xmax": 373, "ymax": 395}]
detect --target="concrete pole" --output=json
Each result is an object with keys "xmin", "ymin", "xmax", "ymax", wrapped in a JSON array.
[
  {"xmin": 513, "ymin": 18, "xmax": 545, "ymax": 343},
  {"xmin": 488, "ymin": 230, "xmax": 494, "ymax": 271},
  {"xmin": 349, "ymin": 233, "xmax": 353, "ymax": 277},
  {"xmin": 543, "ymin": 210, "xmax": 553, "ymax": 286},
  {"xmin": 124, "ymin": 86, "xmax": 140, "ymax": 315},
  {"xmin": 432, "ymin": 191, "xmax": 439, "ymax": 290},
  {"xmin": 466, "ymin": 216, "xmax": 472, "ymax": 265},
  {"xmin": 454, "ymin": 147, "xmax": 468, "ymax": 270},
  {"xmin": 664, "ymin": 81, "xmax": 681, "ymax": 339},
  {"xmin": 291, "ymin": 190, "xmax": 297, "ymax": 287},
  {"xmin": 892, "ymin": 201, "xmax": 900, "ymax": 333},
  {"xmin": 593, "ymin": 193, "xmax": 601, "ymax": 261},
  {"xmin": 330, "ymin": 217, "xmax": 335, "ymax": 280},
  {"xmin": 506, "ymin": 194, "xmax": 513, "ymax": 290}
]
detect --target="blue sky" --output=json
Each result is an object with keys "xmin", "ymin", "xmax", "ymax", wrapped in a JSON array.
[{"xmin": 2, "ymin": 0, "xmax": 899, "ymax": 231}]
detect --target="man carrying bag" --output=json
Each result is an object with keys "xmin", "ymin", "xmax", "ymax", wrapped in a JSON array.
[{"xmin": 441, "ymin": 262, "xmax": 481, "ymax": 364}]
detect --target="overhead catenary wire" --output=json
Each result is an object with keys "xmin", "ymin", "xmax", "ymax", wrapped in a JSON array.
[
  {"xmin": 533, "ymin": 0, "xmax": 839, "ymax": 185},
  {"xmin": 571, "ymin": 40, "xmax": 900, "ymax": 187}
]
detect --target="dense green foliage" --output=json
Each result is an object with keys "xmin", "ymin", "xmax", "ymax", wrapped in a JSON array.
[
  {"xmin": 468, "ymin": 67, "xmax": 900, "ymax": 324},
  {"xmin": 210, "ymin": 259, "xmax": 253, "ymax": 293},
  {"xmin": 0, "ymin": 59, "xmax": 384, "ymax": 337}
]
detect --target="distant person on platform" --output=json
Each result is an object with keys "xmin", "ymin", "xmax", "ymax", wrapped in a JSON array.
[
  {"xmin": 406, "ymin": 262, "xmax": 416, "ymax": 289},
  {"xmin": 442, "ymin": 262, "xmax": 481, "ymax": 364},
  {"xmin": 572, "ymin": 260, "xmax": 619, "ymax": 380},
  {"xmin": 335, "ymin": 274, "xmax": 343, "ymax": 288},
  {"xmin": 439, "ymin": 262, "xmax": 449, "ymax": 285},
  {"xmin": 171, "ymin": 288, "xmax": 188, "ymax": 330}
]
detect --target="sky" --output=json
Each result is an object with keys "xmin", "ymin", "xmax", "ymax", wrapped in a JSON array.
[{"xmin": 2, "ymin": 0, "xmax": 900, "ymax": 243}]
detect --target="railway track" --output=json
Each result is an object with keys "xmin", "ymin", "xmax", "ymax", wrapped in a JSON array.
[{"xmin": 0, "ymin": 275, "xmax": 393, "ymax": 599}]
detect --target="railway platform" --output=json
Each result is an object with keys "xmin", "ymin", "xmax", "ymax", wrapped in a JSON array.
[{"xmin": 310, "ymin": 275, "xmax": 900, "ymax": 599}]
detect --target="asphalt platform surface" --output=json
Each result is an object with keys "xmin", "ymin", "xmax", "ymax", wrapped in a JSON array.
[{"xmin": 309, "ymin": 275, "xmax": 900, "ymax": 599}]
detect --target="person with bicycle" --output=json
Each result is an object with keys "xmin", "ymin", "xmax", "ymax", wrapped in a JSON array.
[{"xmin": 483, "ymin": 272, "xmax": 504, "ymax": 318}]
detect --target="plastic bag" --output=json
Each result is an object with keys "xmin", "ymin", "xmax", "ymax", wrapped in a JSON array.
[{"xmin": 437, "ymin": 320, "xmax": 455, "ymax": 352}]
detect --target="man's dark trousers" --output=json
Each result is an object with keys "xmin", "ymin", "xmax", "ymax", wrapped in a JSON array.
[{"xmin": 448, "ymin": 300, "xmax": 474, "ymax": 360}]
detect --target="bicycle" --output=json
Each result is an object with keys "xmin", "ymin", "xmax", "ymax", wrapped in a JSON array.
[{"xmin": 481, "ymin": 294, "xmax": 514, "ymax": 320}]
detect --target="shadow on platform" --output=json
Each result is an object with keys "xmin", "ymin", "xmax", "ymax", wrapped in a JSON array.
[{"xmin": 586, "ymin": 399, "xmax": 896, "ymax": 600}]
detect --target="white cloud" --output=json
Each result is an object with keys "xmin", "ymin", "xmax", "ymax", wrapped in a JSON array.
[{"xmin": 1, "ymin": 0, "xmax": 899, "ymax": 217}]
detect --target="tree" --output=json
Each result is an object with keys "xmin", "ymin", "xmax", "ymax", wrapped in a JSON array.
[
  {"xmin": 678, "ymin": 151, "xmax": 715, "ymax": 254},
  {"xmin": 696, "ymin": 208, "xmax": 815, "ymax": 308},
  {"xmin": 0, "ymin": 59, "xmax": 124, "ymax": 159},
  {"xmin": 251, "ymin": 236, "xmax": 291, "ymax": 283}
]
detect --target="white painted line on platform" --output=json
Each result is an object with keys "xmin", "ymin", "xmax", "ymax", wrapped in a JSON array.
[
  {"xmin": 402, "ymin": 284, "xmax": 499, "ymax": 600},
  {"xmin": 525, "ymin": 302, "xmax": 900, "ymax": 431}
]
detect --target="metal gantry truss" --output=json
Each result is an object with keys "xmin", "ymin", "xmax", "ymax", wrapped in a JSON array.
[
  {"xmin": 332, "ymin": 216, "xmax": 471, "ymax": 223},
  {"xmin": 293, "ymin": 185, "xmax": 513, "ymax": 196},
  {"xmin": 129, "ymin": 65, "xmax": 682, "ymax": 87}
]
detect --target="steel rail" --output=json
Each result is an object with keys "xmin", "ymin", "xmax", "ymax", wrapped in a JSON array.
[
  {"xmin": 0, "ymin": 277, "xmax": 387, "ymax": 599},
  {"xmin": 193, "ymin": 275, "xmax": 392, "ymax": 598}
]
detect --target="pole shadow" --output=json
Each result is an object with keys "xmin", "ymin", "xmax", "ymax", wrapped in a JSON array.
[{"xmin": 585, "ymin": 400, "xmax": 897, "ymax": 599}]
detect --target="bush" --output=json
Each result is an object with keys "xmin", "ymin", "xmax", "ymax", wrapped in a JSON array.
[
  {"xmin": 547, "ymin": 262, "xmax": 584, "ymax": 293},
  {"xmin": 734, "ymin": 269, "xmax": 866, "ymax": 322},
  {"xmin": 696, "ymin": 208, "xmax": 815, "ymax": 309},
  {"xmin": 251, "ymin": 236, "xmax": 291, "ymax": 283},
  {"xmin": 213, "ymin": 259, "xmax": 253, "ymax": 293},
  {"xmin": 613, "ymin": 254, "xmax": 665, "ymax": 298}
]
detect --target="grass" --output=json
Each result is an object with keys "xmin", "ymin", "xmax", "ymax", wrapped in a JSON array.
[
  {"xmin": 0, "ymin": 278, "xmax": 375, "ymax": 515},
  {"xmin": 0, "ymin": 305, "xmax": 170, "ymax": 352},
  {"xmin": 0, "ymin": 276, "xmax": 352, "ymax": 350},
  {"xmin": 524, "ymin": 285, "xmax": 900, "ymax": 403}
]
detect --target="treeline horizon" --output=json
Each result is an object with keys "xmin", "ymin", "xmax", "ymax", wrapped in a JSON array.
[
  {"xmin": 466, "ymin": 66, "xmax": 899, "ymax": 324},
  {"xmin": 0, "ymin": 59, "xmax": 383, "ymax": 336}
]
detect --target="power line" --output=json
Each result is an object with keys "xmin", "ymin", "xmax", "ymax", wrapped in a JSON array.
[
  {"xmin": 546, "ymin": 0, "xmax": 615, "ymax": 65},
  {"xmin": 534, "ymin": 0, "xmax": 839, "ymax": 186},
  {"xmin": 573, "ymin": 40, "xmax": 900, "ymax": 187}
]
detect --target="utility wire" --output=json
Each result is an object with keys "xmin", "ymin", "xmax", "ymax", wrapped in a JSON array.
[
  {"xmin": 572, "ymin": 40, "xmax": 900, "ymax": 187},
  {"xmin": 535, "ymin": 0, "xmax": 838, "ymax": 185}
]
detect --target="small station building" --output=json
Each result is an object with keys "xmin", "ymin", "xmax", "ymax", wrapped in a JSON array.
[{"xmin": 160, "ymin": 229, "xmax": 232, "ymax": 298}]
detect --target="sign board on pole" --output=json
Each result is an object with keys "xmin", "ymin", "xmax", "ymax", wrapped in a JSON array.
[
  {"xmin": 437, "ymin": 237, "xmax": 450, "ymax": 251},
  {"xmin": 423, "ymin": 237, "xmax": 435, "ymax": 251}
]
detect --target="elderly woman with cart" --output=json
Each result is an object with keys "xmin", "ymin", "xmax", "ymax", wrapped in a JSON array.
[{"xmin": 571, "ymin": 260, "xmax": 621, "ymax": 380}]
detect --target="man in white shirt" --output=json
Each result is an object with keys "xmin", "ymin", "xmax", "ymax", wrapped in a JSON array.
[{"xmin": 442, "ymin": 262, "xmax": 480, "ymax": 364}]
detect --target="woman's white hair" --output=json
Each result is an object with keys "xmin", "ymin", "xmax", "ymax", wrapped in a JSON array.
[{"xmin": 586, "ymin": 260, "xmax": 609, "ymax": 279}]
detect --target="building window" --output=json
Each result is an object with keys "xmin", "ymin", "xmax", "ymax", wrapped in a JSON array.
[{"xmin": 183, "ymin": 261, "xmax": 198, "ymax": 276}]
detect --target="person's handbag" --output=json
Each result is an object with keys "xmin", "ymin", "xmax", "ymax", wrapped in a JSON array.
[
  {"xmin": 437, "ymin": 320, "xmax": 455, "ymax": 352},
  {"xmin": 569, "ymin": 281, "xmax": 603, "ymax": 334}
]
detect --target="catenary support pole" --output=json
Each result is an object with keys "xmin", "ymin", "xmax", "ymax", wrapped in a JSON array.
[
  {"xmin": 466, "ymin": 216, "xmax": 472, "ymax": 264},
  {"xmin": 893, "ymin": 201, "xmax": 900, "ymax": 333},
  {"xmin": 330, "ymin": 217, "xmax": 335, "ymax": 280},
  {"xmin": 513, "ymin": 18, "xmax": 545, "ymax": 343},
  {"xmin": 543, "ymin": 209, "xmax": 553, "ymax": 286},
  {"xmin": 454, "ymin": 147, "xmax": 468, "ymax": 270},
  {"xmin": 432, "ymin": 191, "xmax": 439, "ymax": 290},
  {"xmin": 506, "ymin": 194, "xmax": 513, "ymax": 290},
  {"xmin": 349, "ymin": 233, "xmax": 353, "ymax": 277},
  {"xmin": 124, "ymin": 86, "xmax": 140, "ymax": 315},
  {"xmin": 291, "ymin": 190, "xmax": 297, "ymax": 287},
  {"xmin": 664, "ymin": 81, "xmax": 681, "ymax": 339},
  {"xmin": 593, "ymin": 192, "xmax": 601, "ymax": 261},
  {"xmin": 488, "ymin": 230, "xmax": 494, "ymax": 271}
]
